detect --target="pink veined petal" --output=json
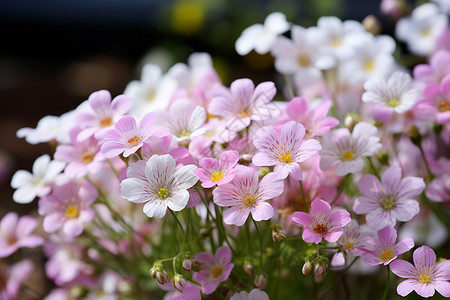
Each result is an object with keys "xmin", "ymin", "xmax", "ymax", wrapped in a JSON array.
[
  {"xmin": 353, "ymin": 196, "xmax": 380, "ymax": 214},
  {"xmin": 252, "ymin": 81, "xmax": 276, "ymax": 104},
  {"xmin": 415, "ymin": 283, "xmax": 436, "ymax": 298},
  {"xmin": 145, "ymin": 154, "xmax": 176, "ymax": 186},
  {"xmin": 250, "ymin": 202, "xmax": 274, "ymax": 221},
  {"xmin": 390, "ymin": 259, "xmax": 417, "ymax": 278},
  {"xmin": 223, "ymin": 205, "xmax": 250, "ymax": 226},
  {"xmin": 215, "ymin": 246, "xmax": 232, "ymax": 265},
  {"xmin": 120, "ymin": 178, "xmax": 152, "ymax": 203},
  {"xmin": 290, "ymin": 211, "xmax": 312, "ymax": 227},
  {"xmin": 253, "ymin": 126, "xmax": 279, "ymax": 153},
  {"xmin": 295, "ymin": 139, "xmax": 321, "ymax": 162},
  {"xmin": 358, "ymin": 174, "xmax": 382, "ymax": 199},
  {"xmin": 434, "ymin": 281, "xmax": 450, "ymax": 297},
  {"xmin": 195, "ymin": 252, "xmax": 215, "ymax": 265},
  {"xmin": 310, "ymin": 198, "xmax": 331, "ymax": 216},
  {"xmin": 394, "ymin": 238, "xmax": 414, "ymax": 256},
  {"xmin": 142, "ymin": 200, "xmax": 167, "ymax": 218},
  {"xmin": 329, "ymin": 209, "xmax": 351, "ymax": 228},
  {"xmin": 381, "ymin": 166, "xmax": 402, "ymax": 193},
  {"xmin": 218, "ymin": 150, "xmax": 239, "ymax": 170},
  {"xmin": 393, "ymin": 199, "xmax": 420, "ymax": 222},
  {"xmin": 324, "ymin": 230, "xmax": 343, "ymax": 242},
  {"xmin": 173, "ymin": 165, "xmax": 198, "ymax": 190},
  {"xmin": 413, "ymin": 246, "xmax": 436, "ymax": 270},
  {"xmin": 280, "ymin": 121, "xmax": 305, "ymax": 148},
  {"xmin": 213, "ymin": 184, "xmax": 242, "ymax": 206},
  {"xmin": 114, "ymin": 115, "xmax": 138, "ymax": 134},
  {"xmin": 377, "ymin": 226, "xmax": 397, "ymax": 247},
  {"xmin": 252, "ymin": 152, "xmax": 277, "ymax": 167},
  {"xmin": 259, "ymin": 172, "xmax": 284, "ymax": 199},
  {"xmin": 396, "ymin": 177, "xmax": 426, "ymax": 199},
  {"xmin": 139, "ymin": 112, "xmax": 156, "ymax": 133},
  {"xmin": 366, "ymin": 210, "xmax": 395, "ymax": 230},
  {"xmin": 396, "ymin": 279, "xmax": 416, "ymax": 297},
  {"xmin": 302, "ymin": 228, "xmax": 323, "ymax": 244},
  {"xmin": 166, "ymin": 190, "xmax": 190, "ymax": 212},
  {"xmin": 433, "ymin": 260, "xmax": 450, "ymax": 281},
  {"xmin": 274, "ymin": 163, "xmax": 295, "ymax": 179},
  {"xmin": 199, "ymin": 157, "xmax": 219, "ymax": 171},
  {"xmin": 193, "ymin": 168, "xmax": 212, "ymax": 183}
]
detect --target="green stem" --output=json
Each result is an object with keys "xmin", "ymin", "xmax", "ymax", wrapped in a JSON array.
[
  {"xmin": 418, "ymin": 143, "xmax": 434, "ymax": 180},
  {"xmin": 318, "ymin": 257, "xmax": 359, "ymax": 299},
  {"xmin": 252, "ymin": 218, "xmax": 264, "ymax": 269},
  {"xmin": 381, "ymin": 266, "xmax": 390, "ymax": 300},
  {"xmin": 299, "ymin": 180, "xmax": 307, "ymax": 211},
  {"xmin": 331, "ymin": 174, "xmax": 348, "ymax": 206},
  {"xmin": 170, "ymin": 210, "xmax": 185, "ymax": 235},
  {"xmin": 367, "ymin": 157, "xmax": 380, "ymax": 179}
]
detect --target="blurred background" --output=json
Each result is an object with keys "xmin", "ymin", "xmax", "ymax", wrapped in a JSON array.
[{"xmin": 0, "ymin": 0, "xmax": 383, "ymax": 226}]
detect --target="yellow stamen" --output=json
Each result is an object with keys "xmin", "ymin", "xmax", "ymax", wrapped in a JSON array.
[
  {"xmin": 81, "ymin": 152, "xmax": 94, "ymax": 164},
  {"xmin": 344, "ymin": 242, "xmax": 354, "ymax": 250},
  {"xmin": 381, "ymin": 197, "xmax": 396, "ymax": 210},
  {"xmin": 147, "ymin": 91, "xmax": 156, "ymax": 102},
  {"xmin": 439, "ymin": 100, "xmax": 450, "ymax": 112},
  {"xmin": 331, "ymin": 38, "xmax": 342, "ymax": 47},
  {"xmin": 380, "ymin": 249, "xmax": 394, "ymax": 262},
  {"xmin": 157, "ymin": 187, "xmax": 170, "ymax": 199},
  {"xmin": 65, "ymin": 205, "xmax": 79, "ymax": 219},
  {"xmin": 127, "ymin": 136, "xmax": 141, "ymax": 147},
  {"xmin": 421, "ymin": 28, "xmax": 431, "ymax": 37},
  {"xmin": 419, "ymin": 273, "xmax": 431, "ymax": 284},
  {"xmin": 211, "ymin": 266, "xmax": 223, "ymax": 278},
  {"xmin": 210, "ymin": 171, "xmax": 223, "ymax": 182},
  {"xmin": 242, "ymin": 195, "xmax": 256, "ymax": 207},
  {"xmin": 388, "ymin": 99, "xmax": 399, "ymax": 107},
  {"xmin": 179, "ymin": 130, "xmax": 191, "ymax": 138},
  {"xmin": 298, "ymin": 55, "xmax": 310, "ymax": 67},
  {"xmin": 100, "ymin": 117, "xmax": 113, "ymax": 128},
  {"xmin": 279, "ymin": 153, "xmax": 292, "ymax": 164},
  {"xmin": 364, "ymin": 60, "xmax": 374, "ymax": 71},
  {"xmin": 239, "ymin": 108, "xmax": 252, "ymax": 118},
  {"xmin": 341, "ymin": 151, "xmax": 355, "ymax": 161}
]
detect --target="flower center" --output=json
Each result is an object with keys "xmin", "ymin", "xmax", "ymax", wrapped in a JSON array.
[
  {"xmin": 81, "ymin": 151, "xmax": 95, "ymax": 164},
  {"xmin": 7, "ymin": 236, "xmax": 18, "ymax": 246},
  {"xmin": 439, "ymin": 100, "xmax": 450, "ymax": 112},
  {"xmin": 179, "ymin": 130, "xmax": 191, "ymax": 138},
  {"xmin": 341, "ymin": 151, "xmax": 355, "ymax": 161},
  {"xmin": 157, "ymin": 187, "xmax": 170, "ymax": 199},
  {"xmin": 128, "ymin": 135, "xmax": 141, "ymax": 147},
  {"xmin": 210, "ymin": 171, "xmax": 223, "ymax": 182},
  {"xmin": 211, "ymin": 266, "xmax": 223, "ymax": 278},
  {"xmin": 65, "ymin": 205, "xmax": 79, "ymax": 219},
  {"xmin": 279, "ymin": 153, "xmax": 292, "ymax": 164},
  {"xmin": 242, "ymin": 195, "xmax": 256, "ymax": 207},
  {"xmin": 419, "ymin": 273, "xmax": 431, "ymax": 284},
  {"xmin": 421, "ymin": 28, "xmax": 431, "ymax": 37},
  {"xmin": 388, "ymin": 99, "xmax": 399, "ymax": 107},
  {"xmin": 380, "ymin": 248, "xmax": 394, "ymax": 262},
  {"xmin": 100, "ymin": 117, "xmax": 113, "ymax": 128},
  {"xmin": 297, "ymin": 55, "xmax": 310, "ymax": 67},
  {"xmin": 331, "ymin": 38, "xmax": 342, "ymax": 47},
  {"xmin": 147, "ymin": 91, "xmax": 156, "ymax": 102},
  {"xmin": 381, "ymin": 197, "xmax": 396, "ymax": 210},
  {"xmin": 364, "ymin": 60, "xmax": 374, "ymax": 71},
  {"xmin": 313, "ymin": 223, "xmax": 329, "ymax": 236},
  {"xmin": 344, "ymin": 242, "xmax": 354, "ymax": 250},
  {"xmin": 239, "ymin": 108, "xmax": 252, "ymax": 118}
]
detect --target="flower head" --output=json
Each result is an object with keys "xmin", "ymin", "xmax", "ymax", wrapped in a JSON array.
[
  {"xmin": 291, "ymin": 198, "xmax": 351, "ymax": 244},
  {"xmin": 11, "ymin": 154, "xmax": 65, "ymax": 204},
  {"xmin": 353, "ymin": 166, "xmax": 425, "ymax": 230},
  {"xmin": 320, "ymin": 122, "xmax": 382, "ymax": 176},
  {"xmin": 194, "ymin": 150, "xmax": 239, "ymax": 188},
  {"xmin": 213, "ymin": 166, "xmax": 284, "ymax": 226},
  {"xmin": 358, "ymin": 226, "xmax": 414, "ymax": 266},
  {"xmin": 193, "ymin": 246, "xmax": 234, "ymax": 295},
  {"xmin": 390, "ymin": 245, "xmax": 450, "ymax": 298},
  {"xmin": 252, "ymin": 121, "xmax": 321, "ymax": 180},
  {"xmin": 0, "ymin": 260, "xmax": 33, "ymax": 300},
  {"xmin": 120, "ymin": 154, "xmax": 198, "ymax": 218},
  {"xmin": 0, "ymin": 212, "xmax": 43, "ymax": 258}
]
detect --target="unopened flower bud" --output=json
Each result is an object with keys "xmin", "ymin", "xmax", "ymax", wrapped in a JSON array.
[
  {"xmin": 271, "ymin": 223, "xmax": 287, "ymax": 243},
  {"xmin": 182, "ymin": 257, "xmax": 200, "ymax": 272},
  {"xmin": 376, "ymin": 150, "xmax": 389, "ymax": 166},
  {"xmin": 344, "ymin": 113, "xmax": 359, "ymax": 132},
  {"xmin": 243, "ymin": 261, "xmax": 254, "ymax": 276},
  {"xmin": 409, "ymin": 125, "xmax": 422, "ymax": 146},
  {"xmin": 173, "ymin": 274, "xmax": 188, "ymax": 292},
  {"xmin": 313, "ymin": 261, "xmax": 328, "ymax": 280},
  {"xmin": 156, "ymin": 270, "xmax": 170, "ymax": 285},
  {"xmin": 150, "ymin": 263, "xmax": 170, "ymax": 284},
  {"xmin": 363, "ymin": 15, "xmax": 381, "ymax": 35},
  {"xmin": 253, "ymin": 274, "xmax": 268, "ymax": 289},
  {"xmin": 302, "ymin": 261, "xmax": 313, "ymax": 275}
]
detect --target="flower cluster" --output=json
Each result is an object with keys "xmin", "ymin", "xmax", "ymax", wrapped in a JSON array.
[{"xmin": 3, "ymin": 3, "xmax": 450, "ymax": 299}]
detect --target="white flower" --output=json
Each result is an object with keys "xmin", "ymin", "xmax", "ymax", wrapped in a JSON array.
[
  {"xmin": 362, "ymin": 71, "xmax": 421, "ymax": 113},
  {"xmin": 120, "ymin": 154, "xmax": 198, "ymax": 218},
  {"xmin": 396, "ymin": 3, "xmax": 448, "ymax": 56},
  {"xmin": 11, "ymin": 154, "xmax": 65, "ymax": 204},
  {"xmin": 157, "ymin": 99, "xmax": 207, "ymax": 142},
  {"xmin": 320, "ymin": 122, "xmax": 382, "ymax": 176},
  {"xmin": 124, "ymin": 63, "xmax": 178, "ymax": 117},
  {"xmin": 235, "ymin": 12, "xmax": 290, "ymax": 55}
]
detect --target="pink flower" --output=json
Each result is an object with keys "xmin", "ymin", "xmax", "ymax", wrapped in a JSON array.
[
  {"xmin": 336, "ymin": 220, "xmax": 365, "ymax": 256},
  {"xmin": 101, "ymin": 113, "xmax": 162, "ymax": 158},
  {"xmin": 38, "ymin": 181, "xmax": 98, "ymax": 237},
  {"xmin": 193, "ymin": 246, "xmax": 234, "ymax": 295},
  {"xmin": 213, "ymin": 166, "xmax": 284, "ymax": 226},
  {"xmin": 120, "ymin": 154, "xmax": 198, "ymax": 218},
  {"xmin": 420, "ymin": 73, "xmax": 450, "ymax": 124},
  {"xmin": 54, "ymin": 127, "xmax": 104, "ymax": 178},
  {"xmin": 0, "ymin": 260, "xmax": 33, "ymax": 300},
  {"xmin": 414, "ymin": 49, "xmax": 450, "ymax": 84},
  {"xmin": 390, "ymin": 245, "xmax": 450, "ymax": 298},
  {"xmin": 208, "ymin": 78, "xmax": 277, "ymax": 131},
  {"xmin": 75, "ymin": 90, "xmax": 134, "ymax": 141},
  {"xmin": 193, "ymin": 150, "xmax": 239, "ymax": 188},
  {"xmin": 230, "ymin": 288, "xmax": 269, "ymax": 300},
  {"xmin": 291, "ymin": 198, "xmax": 351, "ymax": 244},
  {"xmin": 252, "ymin": 121, "xmax": 321, "ymax": 180},
  {"xmin": 426, "ymin": 174, "xmax": 450, "ymax": 202},
  {"xmin": 0, "ymin": 212, "xmax": 43, "ymax": 258},
  {"xmin": 281, "ymin": 97, "xmax": 339, "ymax": 138},
  {"xmin": 358, "ymin": 226, "xmax": 414, "ymax": 266},
  {"xmin": 353, "ymin": 166, "xmax": 425, "ymax": 230}
]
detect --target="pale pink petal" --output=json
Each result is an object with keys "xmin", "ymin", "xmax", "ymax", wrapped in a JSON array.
[
  {"xmin": 330, "ymin": 209, "xmax": 351, "ymax": 228},
  {"xmin": 433, "ymin": 260, "xmax": 450, "ymax": 280},
  {"xmin": 434, "ymin": 281, "xmax": 450, "ymax": 297},
  {"xmin": 390, "ymin": 259, "xmax": 417, "ymax": 278},
  {"xmin": 366, "ymin": 210, "xmax": 395, "ymax": 230},
  {"xmin": 218, "ymin": 150, "xmax": 239, "ymax": 169},
  {"xmin": 259, "ymin": 173, "xmax": 284, "ymax": 199},
  {"xmin": 173, "ymin": 165, "xmax": 198, "ymax": 190},
  {"xmin": 377, "ymin": 226, "xmax": 397, "ymax": 246},
  {"xmin": 63, "ymin": 219, "xmax": 83, "ymax": 237},
  {"xmin": 358, "ymin": 174, "xmax": 382, "ymax": 198},
  {"xmin": 290, "ymin": 211, "xmax": 312, "ymax": 227},
  {"xmin": 223, "ymin": 205, "xmax": 250, "ymax": 226},
  {"xmin": 324, "ymin": 230, "xmax": 343, "ymax": 242},
  {"xmin": 201, "ymin": 281, "xmax": 220, "ymax": 295},
  {"xmin": 286, "ymin": 97, "xmax": 307, "ymax": 119},
  {"xmin": 89, "ymin": 90, "xmax": 111, "ymax": 113},
  {"xmin": 274, "ymin": 163, "xmax": 295, "ymax": 179},
  {"xmin": 396, "ymin": 279, "xmax": 416, "ymax": 297},
  {"xmin": 280, "ymin": 121, "xmax": 305, "ymax": 147},
  {"xmin": 416, "ymin": 284, "xmax": 435, "ymax": 298},
  {"xmin": 295, "ymin": 139, "xmax": 321, "ymax": 162},
  {"xmin": 353, "ymin": 196, "xmax": 380, "ymax": 214},
  {"xmin": 250, "ymin": 202, "xmax": 273, "ymax": 221},
  {"xmin": 110, "ymin": 94, "xmax": 134, "ymax": 115},
  {"xmin": 394, "ymin": 238, "xmax": 414, "ymax": 256},
  {"xmin": 310, "ymin": 198, "xmax": 331, "ymax": 216},
  {"xmin": 215, "ymin": 246, "xmax": 232, "ymax": 265},
  {"xmin": 413, "ymin": 246, "xmax": 436, "ymax": 270},
  {"xmin": 381, "ymin": 166, "xmax": 402, "ymax": 193},
  {"xmin": 195, "ymin": 252, "xmax": 215, "ymax": 265},
  {"xmin": 15, "ymin": 216, "xmax": 37, "ymax": 239},
  {"xmin": 393, "ymin": 199, "xmax": 419, "ymax": 222},
  {"xmin": 1, "ymin": 212, "xmax": 18, "ymax": 237},
  {"xmin": 396, "ymin": 177, "xmax": 426, "ymax": 199},
  {"xmin": 302, "ymin": 228, "xmax": 323, "ymax": 243},
  {"xmin": 199, "ymin": 157, "xmax": 218, "ymax": 171}
]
